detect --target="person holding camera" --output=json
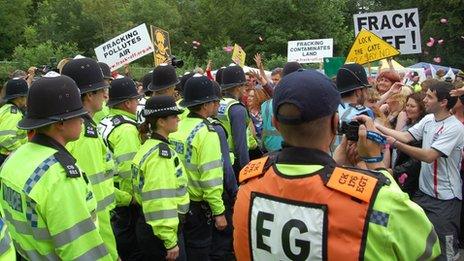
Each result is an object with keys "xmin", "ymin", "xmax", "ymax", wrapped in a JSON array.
[
  {"xmin": 233, "ymin": 69, "xmax": 440, "ymax": 260},
  {"xmin": 374, "ymin": 80, "xmax": 464, "ymax": 260}
]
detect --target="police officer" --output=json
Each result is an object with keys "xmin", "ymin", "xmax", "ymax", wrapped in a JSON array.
[
  {"xmin": 169, "ymin": 74, "xmax": 227, "ymax": 260},
  {"xmin": 218, "ymin": 65, "xmax": 250, "ymax": 174},
  {"xmin": 136, "ymin": 72, "xmax": 153, "ymax": 124},
  {"xmin": 0, "ymin": 78, "xmax": 28, "ymax": 165},
  {"xmin": 175, "ymin": 72, "xmax": 195, "ymax": 121},
  {"xmin": 0, "ymin": 75, "xmax": 111, "ymax": 260},
  {"xmin": 233, "ymin": 69, "xmax": 440, "ymax": 260},
  {"xmin": 62, "ymin": 58, "xmax": 119, "ymax": 260},
  {"xmin": 148, "ymin": 64, "xmax": 179, "ymax": 98},
  {"xmin": 132, "ymin": 95, "xmax": 189, "ymax": 260},
  {"xmin": 93, "ymin": 62, "xmax": 113, "ymax": 123},
  {"xmin": 260, "ymin": 62, "xmax": 302, "ymax": 152},
  {"xmin": 209, "ymin": 81, "xmax": 238, "ymax": 260},
  {"xmin": 98, "ymin": 77, "xmax": 143, "ymax": 260},
  {"xmin": 0, "ymin": 210, "xmax": 15, "ymax": 259}
]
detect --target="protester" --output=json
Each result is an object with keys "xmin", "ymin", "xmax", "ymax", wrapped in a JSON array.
[
  {"xmin": 376, "ymin": 69, "xmax": 401, "ymax": 94},
  {"xmin": 132, "ymin": 95, "xmax": 189, "ymax": 261},
  {"xmin": 233, "ymin": 69, "xmax": 440, "ymax": 260},
  {"xmin": 374, "ymin": 81, "xmax": 464, "ymax": 260}
]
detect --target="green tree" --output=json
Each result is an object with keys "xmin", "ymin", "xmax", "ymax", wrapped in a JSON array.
[{"xmin": 0, "ymin": 0, "xmax": 32, "ymax": 59}]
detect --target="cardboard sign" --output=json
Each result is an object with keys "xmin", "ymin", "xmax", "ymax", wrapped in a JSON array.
[
  {"xmin": 232, "ymin": 44, "xmax": 246, "ymax": 67},
  {"xmin": 287, "ymin": 38, "xmax": 333, "ymax": 64},
  {"xmin": 150, "ymin": 26, "xmax": 172, "ymax": 66},
  {"xmin": 323, "ymin": 57, "xmax": 345, "ymax": 78},
  {"xmin": 354, "ymin": 8, "xmax": 421, "ymax": 54},
  {"xmin": 346, "ymin": 29, "xmax": 400, "ymax": 65},
  {"xmin": 94, "ymin": 24, "xmax": 154, "ymax": 71}
]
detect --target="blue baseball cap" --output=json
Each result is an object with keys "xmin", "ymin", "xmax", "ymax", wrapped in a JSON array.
[{"xmin": 273, "ymin": 69, "xmax": 341, "ymax": 124}]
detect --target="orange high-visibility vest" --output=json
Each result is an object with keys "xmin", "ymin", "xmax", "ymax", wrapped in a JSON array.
[{"xmin": 233, "ymin": 157, "xmax": 383, "ymax": 261}]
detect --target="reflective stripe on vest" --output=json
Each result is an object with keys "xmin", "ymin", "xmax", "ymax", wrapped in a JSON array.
[
  {"xmin": 234, "ymin": 164, "xmax": 379, "ymax": 261},
  {"xmin": 13, "ymin": 241, "xmax": 59, "ymax": 261}
]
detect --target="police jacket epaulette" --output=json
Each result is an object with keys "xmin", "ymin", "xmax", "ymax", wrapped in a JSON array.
[{"xmin": 238, "ymin": 152, "xmax": 278, "ymax": 183}]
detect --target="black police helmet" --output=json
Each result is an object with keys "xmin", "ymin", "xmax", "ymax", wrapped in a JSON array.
[
  {"xmin": 221, "ymin": 65, "xmax": 246, "ymax": 90},
  {"xmin": 142, "ymin": 95, "xmax": 183, "ymax": 118},
  {"xmin": 176, "ymin": 72, "xmax": 195, "ymax": 96},
  {"xmin": 141, "ymin": 72, "xmax": 153, "ymax": 93},
  {"xmin": 282, "ymin": 62, "xmax": 302, "ymax": 76},
  {"xmin": 215, "ymin": 67, "xmax": 225, "ymax": 84},
  {"xmin": 3, "ymin": 78, "xmax": 28, "ymax": 101},
  {"xmin": 336, "ymin": 63, "xmax": 370, "ymax": 94},
  {"xmin": 18, "ymin": 75, "xmax": 87, "ymax": 130},
  {"xmin": 180, "ymin": 74, "xmax": 219, "ymax": 108},
  {"xmin": 148, "ymin": 64, "xmax": 180, "ymax": 92},
  {"xmin": 98, "ymin": 62, "xmax": 114, "ymax": 80},
  {"xmin": 107, "ymin": 78, "xmax": 143, "ymax": 107},
  {"xmin": 61, "ymin": 57, "xmax": 109, "ymax": 94}
]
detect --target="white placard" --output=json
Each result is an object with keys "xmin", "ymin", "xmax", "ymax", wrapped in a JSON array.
[
  {"xmin": 287, "ymin": 39, "xmax": 333, "ymax": 64},
  {"xmin": 94, "ymin": 24, "xmax": 154, "ymax": 71},
  {"xmin": 354, "ymin": 8, "xmax": 421, "ymax": 54}
]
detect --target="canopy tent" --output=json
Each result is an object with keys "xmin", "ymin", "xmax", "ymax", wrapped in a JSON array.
[
  {"xmin": 379, "ymin": 59, "xmax": 404, "ymax": 70},
  {"xmin": 409, "ymin": 62, "xmax": 460, "ymax": 74}
]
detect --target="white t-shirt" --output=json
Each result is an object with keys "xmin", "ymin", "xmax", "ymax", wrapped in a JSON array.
[
  {"xmin": 136, "ymin": 97, "xmax": 147, "ymax": 124},
  {"xmin": 408, "ymin": 114, "xmax": 464, "ymax": 200}
]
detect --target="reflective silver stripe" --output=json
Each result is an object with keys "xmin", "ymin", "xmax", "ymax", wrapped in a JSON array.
[
  {"xmin": 178, "ymin": 203, "xmax": 189, "ymax": 214},
  {"xmin": 4, "ymin": 212, "xmax": 51, "ymax": 240},
  {"xmin": 0, "ymin": 130, "xmax": 17, "ymax": 136},
  {"xmin": 144, "ymin": 209, "xmax": 178, "ymax": 221},
  {"xmin": 74, "ymin": 243, "xmax": 109, "ymax": 261},
  {"xmin": 262, "ymin": 129, "xmax": 280, "ymax": 137},
  {"xmin": 418, "ymin": 229, "xmax": 439, "ymax": 261},
  {"xmin": 118, "ymin": 170, "xmax": 132, "ymax": 179},
  {"xmin": 13, "ymin": 241, "xmax": 59, "ymax": 261},
  {"xmin": 188, "ymin": 178, "xmax": 223, "ymax": 189},
  {"xmin": 52, "ymin": 218, "xmax": 96, "ymax": 248},
  {"xmin": 0, "ymin": 232, "xmax": 11, "ymax": 254},
  {"xmin": 141, "ymin": 186, "xmax": 187, "ymax": 201},
  {"xmin": 115, "ymin": 152, "xmax": 136, "ymax": 163},
  {"xmin": 199, "ymin": 160, "xmax": 222, "ymax": 172},
  {"xmin": 96, "ymin": 194, "xmax": 115, "ymax": 212},
  {"xmin": 183, "ymin": 162, "xmax": 198, "ymax": 172},
  {"xmin": 87, "ymin": 171, "xmax": 113, "ymax": 185}
]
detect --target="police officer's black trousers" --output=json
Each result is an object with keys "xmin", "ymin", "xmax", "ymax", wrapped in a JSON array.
[
  {"xmin": 210, "ymin": 193, "xmax": 235, "ymax": 261},
  {"xmin": 136, "ymin": 209, "xmax": 186, "ymax": 260},
  {"xmin": 112, "ymin": 205, "xmax": 143, "ymax": 260},
  {"xmin": 183, "ymin": 201, "xmax": 213, "ymax": 260}
]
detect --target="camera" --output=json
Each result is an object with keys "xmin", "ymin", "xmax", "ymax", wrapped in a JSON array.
[
  {"xmin": 339, "ymin": 121, "xmax": 360, "ymax": 141},
  {"xmin": 170, "ymin": 55, "xmax": 184, "ymax": 68}
]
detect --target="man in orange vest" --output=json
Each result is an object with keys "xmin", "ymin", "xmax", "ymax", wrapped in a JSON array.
[{"xmin": 233, "ymin": 69, "xmax": 440, "ymax": 260}]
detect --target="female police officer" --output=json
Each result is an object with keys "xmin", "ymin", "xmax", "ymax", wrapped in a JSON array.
[{"xmin": 132, "ymin": 95, "xmax": 189, "ymax": 260}]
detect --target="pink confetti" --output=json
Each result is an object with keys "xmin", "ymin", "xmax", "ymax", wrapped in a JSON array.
[
  {"xmin": 438, "ymin": 39, "xmax": 444, "ymax": 45},
  {"xmin": 426, "ymin": 37, "xmax": 435, "ymax": 47},
  {"xmin": 433, "ymin": 57, "xmax": 441, "ymax": 63},
  {"xmin": 223, "ymin": 46, "xmax": 233, "ymax": 53},
  {"xmin": 440, "ymin": 18, "xmax": 448, "ymax": 24},
  {"xmin": 193, "ymin": 46, "xmax": 198, "ymax": 49}
]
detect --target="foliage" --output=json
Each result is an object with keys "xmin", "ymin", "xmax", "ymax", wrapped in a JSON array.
[
  {"xmin": 0, "ymin": 0, "xmax": 32, "ymax": 58},
  {"xmin": 13, "ymin": 41, "xmax": 79, "ymax": 69}
]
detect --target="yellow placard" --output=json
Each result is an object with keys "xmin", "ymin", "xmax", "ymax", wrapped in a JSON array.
[
  {"xmin": 150, "ymin": 25, "xmax": 171, "ymax": 66},
  {"xmin": 345, "ymin": 29, "xmax": 400, "ymax": 65},
  {"xmin": 231, "ymin": 44, "xmax": 246, "ymax": 67}
]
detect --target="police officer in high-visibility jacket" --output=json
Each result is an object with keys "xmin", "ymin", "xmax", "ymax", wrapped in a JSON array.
[
  {"xmin": 0, "ymin": 215, "xmax": 15, "ymax": 259},
  {"xmin": 98, "ymin": 77, "xmax": 143, "ymax": 260},
  {"xmin": 93, "ymin": 62, "xmax": 113, "ymax": 123},
  {"xmin": 148, "ymin": 64, "xmax": 179, "ymax": 98},
  {"xmin": 233, "ymin": 70, "xmax": 441, "ymax": 260},
  {"xmin": 169, "ymin": 74, "xmax": 227, "ymax": 259},
  {"xmin": 132, "ymin": 95, "xmax": 189, "ymax": 260},
  {"xmin": 0, "ymin": 78, "xmax": 28, "ymax": 165},
  {"xmin": 217, "ymin": 65, "xmax": 250, "ymax": 173},
  {"xmin": 0, "ymin": 75, "xmax": 111, "ymax": 260},
  {"xmin": 136, "ymin": 72, "xmax": 153, "ymax": 124},
  {"xmin": 62, "ymin": 58, "xmax": 119, "ymax": 260}
]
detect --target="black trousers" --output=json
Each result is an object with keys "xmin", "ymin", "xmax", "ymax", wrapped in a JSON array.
[
  {"xmin": 136, "ymin": 209, "xmax": 186, "ymax": 261},
  {"xmin": 111, "ymin": 205, "xmax": 143, "ymax": 260},
  {"xmin": 183, "ymin": 201, "xmax": 214, "ymax": 260},
  {"xmin": 210, "ymin": 193, "xmax": 235, "ymax": 261}
]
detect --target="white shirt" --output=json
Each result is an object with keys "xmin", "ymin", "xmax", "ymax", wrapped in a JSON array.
[{"xmin": 408, "ymin": 114, "xmax": 464, "ymax": 200}]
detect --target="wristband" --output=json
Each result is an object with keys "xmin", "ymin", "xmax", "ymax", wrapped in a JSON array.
[
  {"xmin": 361, "ymin": 153, "xmax": 384, "ymax": 163},
  {"xmin": 366, "ymin": 131, "xmax": 387, "ymax": 145},
  {"xmin": 392, "ymin": 139, "xmax": 398, "ymax": 148}
]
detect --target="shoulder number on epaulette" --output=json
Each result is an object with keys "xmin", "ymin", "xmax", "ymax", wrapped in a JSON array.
[
  {"xmin": 84, "ymin": 121, "xmax": 98, "ymax": 138},
  {"xmin": 354, "ymin": 104, "xmax": 366, "ymax": 111},
  {"xmin": 239, "ymin": 156, "xmax": 269, "ymax": 183},
  {"xmin": 54, "ymin": 152, "xmax": 81, "ymax": 178},
  {"xmin": 159, "ymin": 143, "xmax": 171, "ymax": 158},
  {"xmin": 10, "ymin": 106, "xmax": 18, "ymax": 114},
  {"xmin": 326, "ymin": 167, "xmax": 378, "ymax": 203}
]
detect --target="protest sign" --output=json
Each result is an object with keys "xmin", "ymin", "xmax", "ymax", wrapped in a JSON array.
[
  {"xmin": 346, "ymin": 29, "xmax": 400, "ymax": 65},
  {"xmin": 323, "ymin": 57, "xmax": 345, "ymax": 78},
  {"xmin": 151, "ymin": 26, "xmax": 171, "ymax": 66},
  {"xmin": 287, "ymin": 38, "xmax": 333, "ymax": 63},
  {"xmin": 232, "ymin": 44, "xmax": 246, "ymax": 67},
  {"xmin": 94, "ymin": 24, "xmax": 154, "ymax": 71},
  {"xmin": 354, "ymin": 8, "xmax": 421, "ymax": 54}
]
